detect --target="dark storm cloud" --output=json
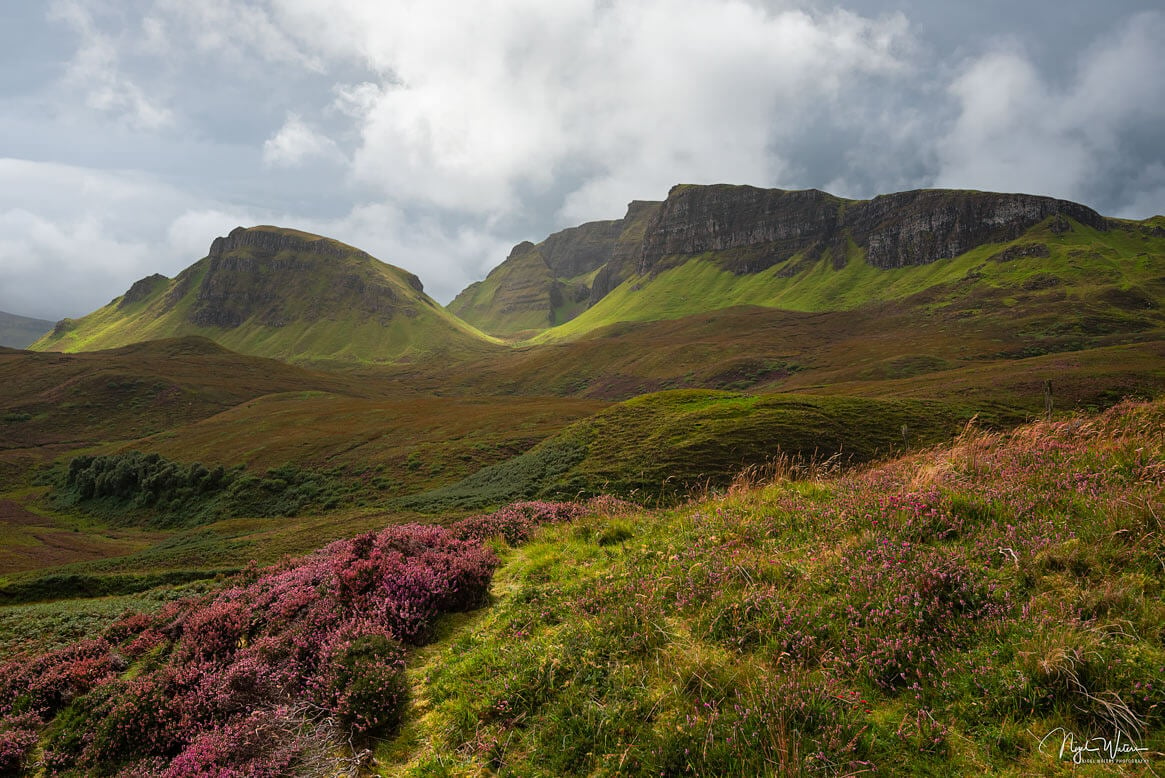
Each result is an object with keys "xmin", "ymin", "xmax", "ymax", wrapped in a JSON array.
[{"xmin": 0, "ymin": 0, "xmax": 1161, "ymax": 320}]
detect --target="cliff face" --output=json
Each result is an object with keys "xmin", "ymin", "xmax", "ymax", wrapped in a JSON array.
[
  {"xmin": 846, "ymin": 190, "xmax": 1108, "ymax": 269},
  {"xmin": 590, "ymin": 200, "xmax": 664, "ymax": 300},
  {"xmin": 118, "ymin": 274, "xmax": 169, "ymax": 309},
  {"xmin": 638, "ymin": 186, "xmax": 845, "ymax": 274},
  {"xmin": 205, "ymin": 226, "xmax": 424, "ymax": 293},
  {"xmin": 537, "ymin": 219, "xmax": 625, "ymax": 279},
  {"xmin": 636, "ymin": 185, "xmax": 1108, "ymax": 274},
  {"xmin": 183, "ymin": 227, "xmax": 418, "ymax": 329}
]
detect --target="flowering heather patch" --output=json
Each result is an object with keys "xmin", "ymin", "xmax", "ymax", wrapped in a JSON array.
[
  {"xmin": 0, "ymin": 501, "xmax": 585, "ymax": 776},
  {"xmin": 400, "ymin": 399, "xmax": 1165, "ymax": 776},
  {"xmin": 451, "ymin": 500, "xmax": 587, "ymax": 545}
]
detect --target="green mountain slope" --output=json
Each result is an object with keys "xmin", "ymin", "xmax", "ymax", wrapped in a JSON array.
[
  {"xmin": 31, "ymin": 226, "xmax": 500, "ymax": 365},
  {"xmin": 530, "ymin": 188, "xmax": 1164, "ymax": 342},
  {"xmin": 447, "ymin": 201, "xmax": 660, "ymax": 337},
  {"xmin": 0, "ymin": 311, "xmax": 54, "ymax": 349}
]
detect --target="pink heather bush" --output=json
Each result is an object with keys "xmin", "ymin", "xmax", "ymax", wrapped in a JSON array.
[
  {"xmin": 0, "ymin": 501, "xmax": 583, "ymax": 776},
  {"xmin": 0, "ymin": 713, "xmax": 41, "ymax": 775},
  {"xmin": 452, "ymin": 500, "xmax": 587, "ymax": 545}
]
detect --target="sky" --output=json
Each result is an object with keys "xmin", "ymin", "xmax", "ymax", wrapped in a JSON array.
[{"xmin": 1, "ymin": 0, "xmax": 1163, "ymax": 320}]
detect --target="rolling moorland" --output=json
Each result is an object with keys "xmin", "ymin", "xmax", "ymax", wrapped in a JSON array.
[{"xmin": 0, "ymin": 183, "xmax": 1163, "ymax": 775}]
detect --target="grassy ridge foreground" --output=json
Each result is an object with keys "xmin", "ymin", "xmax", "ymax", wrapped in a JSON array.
[
  {"xmin": 386, "ymin": 399, "xmax": 1164, "ymax": 776},
  {"xmin": 0, "ymin": 400, "xmax": 1160, "ymax": 775}
]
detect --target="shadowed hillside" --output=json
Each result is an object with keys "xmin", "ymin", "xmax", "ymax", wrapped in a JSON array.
[{"xmin": 0, "ymin": 312, "xmax": 54, "ymax": 349}]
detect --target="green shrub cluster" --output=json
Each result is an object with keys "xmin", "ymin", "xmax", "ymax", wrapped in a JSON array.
[
  {"xmin": 55, "ymin": 452, "xmax": 359, "ymax": 528},
  {"xmin": 396, "ymin": 435, "xmax": 587, "ymax": 512}
]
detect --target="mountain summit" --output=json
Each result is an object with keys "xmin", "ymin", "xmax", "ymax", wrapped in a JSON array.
[{"xmin": 32, "ymin": 226, "xmax": 496, "ymax": 365}]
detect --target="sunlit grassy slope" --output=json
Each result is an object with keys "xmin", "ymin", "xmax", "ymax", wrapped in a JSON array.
[
  {"xmin": 31, "ymin": 226, "xmax": 500, "ymax": 366},
  {"xmin": 534, "ymin": 218, "xmax": 1165, "ymax": 343},
  {"xmin": 384, "ymin": 398, "xmax": 1165, "ymax": 776}
]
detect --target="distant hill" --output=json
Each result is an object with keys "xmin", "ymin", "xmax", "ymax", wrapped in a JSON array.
[
  {"xmin": 0, "ymin": 311, "xmax": 54, "ymax": 349},
  {"xmin": 31, "ymin": 226, "xmax": 500, "ymax": 365},
  {"xmin": 447, "ymin": 201, "xmax": 660, "ymax": 337}
]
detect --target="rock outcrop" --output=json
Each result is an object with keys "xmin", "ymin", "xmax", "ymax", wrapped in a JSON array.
[
  {"xmin": 185, "ymin": 227, "xmax": 415, "ymax": 329},
  {"xmin": 844, "ymin": 190, "xmax": 1107, "ymax": 269},
  {"xmin": 453, "ymin": 184, "xmax": 1110, "ymax": 338},
  {"xmin": 118, "ymin": 274, "xmax": 169, "ymax": 309},
  {"xmin": 636, "ymin": 184, "xmax": 1108, "ymax": 274},
  {"xmin": 637, "ymin": 186, "xmax": 844, "ymax": 275}
]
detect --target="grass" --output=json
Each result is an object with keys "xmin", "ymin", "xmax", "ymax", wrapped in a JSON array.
[
  {"xmin": 379, "ymin": 398, "xmax": 1165, "ymax": 776},
  {"xmin": 30, "ymin": 226, "xmax": 501, "ymax": 366},
  {"xmin": 0, "ymin": 336, "xmax": 359, "ymax": 454},
  {"xmin": 400, "ymin": 390, "xmax": 997, "ymax": 510},
  {"xmin": 533, "ymin": 217, "xmax": 1165, "ymax": 343}
]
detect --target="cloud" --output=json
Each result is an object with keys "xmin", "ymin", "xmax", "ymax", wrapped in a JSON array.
[
  {"xmin": 148, "ymin": 0, "xmax": 324, "ymax": 71},
  {"xmin": 276, "ymin": 1, "xmax": 912, "ymax": 222},
  {"xmin": 49, "ymin": 0, "xmax": 173, "ymax": 130},
  {"xmin": 935, "ymin": 11, "xmax": 1165, "ymax": 211},
  {"xmin": 0, "ymin": 159, "xmax": 254, "ymax": 318},
  {"xmin": 262, "ymin": 114, "xmax": 340, "ymax": 167}
]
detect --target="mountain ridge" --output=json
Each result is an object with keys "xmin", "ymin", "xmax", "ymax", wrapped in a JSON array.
[{"xmin": 450, "ymin": 184, "xmax": 1125, "ymax": 339}]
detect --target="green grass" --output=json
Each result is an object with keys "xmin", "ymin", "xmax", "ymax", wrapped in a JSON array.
[
  {"xmin": 447, "ymin": 244, "xmax": 557, "ymax": 337},
  {"xmin": 401, "ymin": 390, "xmax": 996, "ymax": 510},
  {"xmin": 379, "ymin": 398, "xmax": 1165, "ymax": 776},
  {"xmin": 31, "ymin": 227, "xmax": 501, "ymax": 365},
  {"xmin": 534, "ymin": 218, "xmax": 1165, "ymax": 343}
]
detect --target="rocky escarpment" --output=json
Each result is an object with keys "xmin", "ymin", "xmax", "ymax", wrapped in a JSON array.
[
  {"xmin": 636, "ymin": 185, "xmax": 1108, "ymax": 274},
  {"xmin": 183, "ymin": 227, "xmax": 419, "ymax": 329},
  {"xmin": 846, "ymin": 190, "xmax": 1107, "ymax": 269},
  {"xmin": 637, "ymin": 187, "xmax": 845, "ymax": 275},
  {"xmin": 537, "ymin": 219, "xmax": 625, "ymax": 279},
  {"xmin": 590, "ymin": 200, "xmax": 665, "ymax": 300},
  {"xmin": 208, "ymin": 226, "xmax": 425, "ymax": 293}
]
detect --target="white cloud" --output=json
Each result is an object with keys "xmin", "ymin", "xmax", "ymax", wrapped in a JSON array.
[
  {"xmin": 935, "ymin": 11, "xmax": 1165, "ymax": 205},
  {"xmin": 49, "ymin": 0, "xmax": 173, "ymax": 130},
  {"xmin": 262, "ymin": 114, "xmax": 340, "ymax": 167},
  {"xmin": 0, "ymin": 159, "xmax": 255, "ymax": 317},
  {"xmin": 249, "ymin": 1, "xmax": 912, "ymax": 220},
  {"xmin": 150, "ymin": 0, "xmax": 324, "ymax": 70},
  {"xmin": 6, "ymin": 0, "xmax": 1163, "ymax": 324}
]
